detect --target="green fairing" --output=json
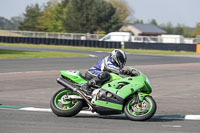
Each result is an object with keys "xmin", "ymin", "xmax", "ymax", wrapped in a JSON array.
[
  {"xmin": 144, "ymin": 80, "xmax": 152, "ymax": 94},
  {"xmin": 60, "ymin": 70, "xmax": 87, "ymax": 85},
  {"xmin": 92, "ymin": 100, "xmax": 122, "ymax": 110},
  {"xmin": 102, "ymin": 73, "xmax": 147, "ymax": 99},
  {"xmin": 108, "ymin": 73, "xmax": 122, "ymax": 81},
  {"xmin": 60, "ymin": 68, "xmax": 153, "ymax": 111}
]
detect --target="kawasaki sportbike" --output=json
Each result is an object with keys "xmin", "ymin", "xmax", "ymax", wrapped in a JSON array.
[{"xmin": 50, "ymin": 67, "xmax": 157, "ymax": 121}]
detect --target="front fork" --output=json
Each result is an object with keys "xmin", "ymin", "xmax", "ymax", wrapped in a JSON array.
[{"xmin": 131, "ymin": 92, "xmax": 149, "ymax": 107}]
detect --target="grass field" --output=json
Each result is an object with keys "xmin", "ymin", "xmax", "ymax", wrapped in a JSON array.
[
  {"xmin": 0, "ymin": 49, "xmax": 88, "ymax": 59},
  {"xmin": 0, "ymin": 43, "xmax": 196, "ymax": 56}
]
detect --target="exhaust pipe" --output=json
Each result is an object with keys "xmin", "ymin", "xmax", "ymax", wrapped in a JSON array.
[
  {"xmin": 57, "ymin": 77, "xmax": 94, "ymax": 109},
  {"xmin": 57, "ymin": 77, "xmax": 78, "ymax": 91}
]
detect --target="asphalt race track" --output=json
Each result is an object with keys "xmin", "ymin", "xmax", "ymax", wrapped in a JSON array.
[{"xmin": 0, "ymin": 47, "xmax": 200, "ymax": 133}]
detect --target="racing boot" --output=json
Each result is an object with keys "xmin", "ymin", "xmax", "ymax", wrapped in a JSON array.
[
  {"xmin": 80, "ymin": 78, "xmax": 97, "ymax": 95},
  {"xmin": 80, "ymin": 83, "xmax": 92, "ymax": 95}
]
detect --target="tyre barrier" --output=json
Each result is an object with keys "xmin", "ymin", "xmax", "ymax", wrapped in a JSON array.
[
  {"xmin": 0, "ymin": 36, "xmax": 121, "ymax": 49},
  {"xmin": 125, "ymin": 42, "xmax": 197, "ymax": 52},
  {"xmin": 0, "ymin": 36, "xmax": 199, "ymax": 52}
]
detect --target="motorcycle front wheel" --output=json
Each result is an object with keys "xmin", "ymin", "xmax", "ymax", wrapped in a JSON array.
[
  {"xmin": 124, "ymin": 96, "xmax": 157, "ymax": 121},
  {"xmin": 50, "ymin": 88, "xmax": 83, "ymax": 117}
]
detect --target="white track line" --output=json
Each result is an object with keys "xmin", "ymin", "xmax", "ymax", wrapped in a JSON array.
[
  {"xmin": 19, "ymin": 107, "xmax": 52, "ymax": 112},
  {"xmin": 89, "ymin": 54, "xmax": 98, "ymax": 57},
  {"xmin": 0, "ymin": 70, "xmax": 59, "ymax": 75},
  {"xmin": 185, "ymin": 115, "xmax": 200, "ymax": 120},
  {"xmin": 19, "ymin": 107, "xmax": 99, "ymax": 115},
  {"xmin": 1, "ymin": 106, "xmax": 200, "ymax": 120}
]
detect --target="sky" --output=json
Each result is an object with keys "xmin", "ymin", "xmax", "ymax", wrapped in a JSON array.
[{"xmin": 0, "ymin": 0, "xmax": 199, "ymax": 27}]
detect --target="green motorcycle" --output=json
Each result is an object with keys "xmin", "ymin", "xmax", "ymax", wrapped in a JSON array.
[{"xmin": 50, "ymin": 67, "xmax": 157, "ymax": 121}]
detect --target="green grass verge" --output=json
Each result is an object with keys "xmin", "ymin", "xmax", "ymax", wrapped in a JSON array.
[
  {"xmin": 0, "ymin": 43, "xmax": 196, "ymax": 55},
  {"xmin": 0, "ymin": 49, "xmax": 88, "ymax": 59}
]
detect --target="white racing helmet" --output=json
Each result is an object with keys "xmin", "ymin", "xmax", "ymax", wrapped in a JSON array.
[{"xmin": 110, "ymin": 49, "xmax": 127, "ymax": 69}]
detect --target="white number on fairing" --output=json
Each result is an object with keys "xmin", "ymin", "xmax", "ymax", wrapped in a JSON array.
[{"xmin": 65, "ymin": 70, "xmax": 78, "ymax": 76}]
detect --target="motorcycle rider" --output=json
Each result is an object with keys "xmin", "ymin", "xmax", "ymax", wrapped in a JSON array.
[{"xmin": 80, "ymin": 49, "xmax": 134, "ymax": 95}]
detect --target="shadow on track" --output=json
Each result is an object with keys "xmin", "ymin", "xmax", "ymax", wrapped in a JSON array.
[{"xmin": 74, "ymin": 114, "xmax": 183, "ymax": 122}]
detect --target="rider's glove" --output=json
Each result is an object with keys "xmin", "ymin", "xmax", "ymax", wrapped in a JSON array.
[{"xmin": 120, "ymin": 69, "xmax": 132, "ymax": 75}]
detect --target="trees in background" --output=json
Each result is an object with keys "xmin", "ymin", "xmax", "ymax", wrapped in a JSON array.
[
  {"xmin": 0, "ymin": 17, "xmax": 14, "ymax": 30},
  {"xmin": 36, "ymin": 1, "xmax": 64, "ymax": 32},
  {"xmin": 133, "ymin": 19, "xmax": 194, "ymax": 37},
  {"xmin": 10, "ymin": 16, "xmax": 23, "ymax": 30},
  {"xmin": 149, "ymin": 19, "xmax": 158, "ymax": 26},
  {"xmin": 17, "ymin": 0, "xmax": 123, "ymax": 33},
  {"xmin": 159, "ymin": 22, "xmax": 193, "ymax": 37},
  {"xmin": 192, "ymin": 23, "xmax": 200, "ymax": 37},
  {"xmin": 108, "ymin": 0, "xmax": 131, "ymax": 23},
  {"xmin": 18, "ymin": 4, "xmax": 41, "ymax": 31},
  {"xmin": 0, "ymin": 16, "xmax": 22, "ymax": 30},
  {"xmin": 1, "ymin": 0, "xmax": 199, "ymax": 37},
  {"xmin": 63, "ymin": 0, "xmax": 122, "ymax": 33},
  {"xmin": 133, "ymin": 19, "xmax": 144, "ymax": 24}
]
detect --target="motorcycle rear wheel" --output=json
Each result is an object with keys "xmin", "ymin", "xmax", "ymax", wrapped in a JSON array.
[
  {"xmin": 50, "ymin": 88, "xmax": 83, "ymax": 117},
  {"xmin": 124, "ymin": 96, "xmax": 157, "ymax": 121}
]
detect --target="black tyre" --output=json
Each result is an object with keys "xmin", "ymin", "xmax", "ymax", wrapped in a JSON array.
[
  {"xmin": 50, "ymin": 88, "xmax": 83, "ymax": 117},
  {"xmin": 124, "ymin": 96, "xmax": 157, "ymax": 121}
]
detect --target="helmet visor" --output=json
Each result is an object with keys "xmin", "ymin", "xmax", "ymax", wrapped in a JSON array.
[{"xmin": 116, "ymin": 52, "xmax": 127, "ymax": 68}]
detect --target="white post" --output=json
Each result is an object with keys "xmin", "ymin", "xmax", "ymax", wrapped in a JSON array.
[{"xmin": 121, "ymin": 41, "xmax": 125, "ymax": 49}]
